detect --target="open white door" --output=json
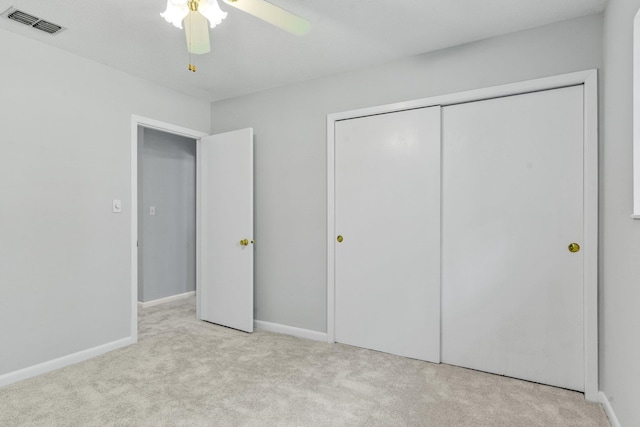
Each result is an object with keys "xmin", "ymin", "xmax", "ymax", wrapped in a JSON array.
[{"xmin": 197, "ymin": 128, "xmax": 254, "ymax": 333}]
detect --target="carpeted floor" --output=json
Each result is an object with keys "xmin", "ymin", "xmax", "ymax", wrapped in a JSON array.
[{"xmin": 0, "ymin": 296, "xmax": 609, "ymax": 426}]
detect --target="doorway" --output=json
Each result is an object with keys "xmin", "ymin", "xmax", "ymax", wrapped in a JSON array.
[
  {"xmin": 130, "ymin": 115, "xmax": 255, "ymax": 341},
  {"xmin": 130, "ymin": 116, "xmax": 208, "ymax": 341},
  {"xmin": 137, "ymin": 126, "xmax": 197, "ymax": 307}
]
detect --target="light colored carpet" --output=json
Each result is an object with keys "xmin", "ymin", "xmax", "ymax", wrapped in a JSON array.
[{"xmin": 0, "ymin": 296, "xmax": 609, "ymax": 426}]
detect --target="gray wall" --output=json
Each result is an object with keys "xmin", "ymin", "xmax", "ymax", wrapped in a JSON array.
[
  {"xmin": 138, "ymin": 128, "xmax": 196, "ymax": 302},
  {"xmin": 0, "ymin": 28, "xmax": 209, "ymax": 376},
  {"xmin": 601, "ymin": 0, "xmax": 640, "ymax": 425},
  {"xmin": 210, "ymin": 14, "xmax": 604, "ymax": 333}
]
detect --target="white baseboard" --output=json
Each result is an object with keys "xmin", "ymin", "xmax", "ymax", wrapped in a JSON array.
[
  {"xmin": 254, "ymin": 320, "xmax": 328, "ymax": 342},
  {"xmin": 599, "ymin": 391, "xmax": 621, "ymax": 427},
  {"xmin": 0, "ymin": 336, "xmax": 135, "ymax": 388},
  {"xmin": 138, "ymin": 291, "xmax": 195, "ymax": 309}
]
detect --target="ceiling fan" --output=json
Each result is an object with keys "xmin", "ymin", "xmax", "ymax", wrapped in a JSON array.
[{"xmin": 161, "ymin": 0, "xmax": 311, "ymax": 71}]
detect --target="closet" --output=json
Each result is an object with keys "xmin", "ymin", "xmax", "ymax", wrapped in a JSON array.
[{"xmin": 330, "ymin": 76, "xmax": 595, "ymax": 394}]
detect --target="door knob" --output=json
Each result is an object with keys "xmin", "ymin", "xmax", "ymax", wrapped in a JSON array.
[
  {"xmin": 568, "ymin": 243, "xmax": 580, "ymax": 253},
  {"xmin": 337, "ymin": 235, "xmax": 343, "ymax": 243},
  {"xmin": 240, "ymin": 239, "xmax": 249, "ymax": 246}
]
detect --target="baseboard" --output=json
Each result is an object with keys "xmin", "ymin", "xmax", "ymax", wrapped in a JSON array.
[
  {"xmin": 599, "ymin": 391, "xmax": 621, "ymax": 427},
  {"xmin": 0, "ymin": 336, "xmax": 135, "ymax": 388},
  {"xmin": 138, "ymin": 291, "xmax": 195, "ymax": 309},
  {"xmin": 254, "ymin": 320, "xmax": 328, "ymax": 342}
]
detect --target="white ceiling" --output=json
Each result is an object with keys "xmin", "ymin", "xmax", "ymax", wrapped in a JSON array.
[{"xmin": 0, "ymin": 0, "xmax": 607, "ymax": 102}]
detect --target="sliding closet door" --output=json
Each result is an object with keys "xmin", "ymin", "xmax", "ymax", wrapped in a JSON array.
[
  {"xmin": 441, "ymin": 86, "xmax": 584, "ymax": 391},
  {"xmin": 334, "ymin": 106, "xmax": 441, "ymax": 362}
]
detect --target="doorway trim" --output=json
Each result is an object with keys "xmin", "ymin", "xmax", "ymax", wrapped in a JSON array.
[
  {"xmin": 634, "ymin": 9, "xmax": 640, "ymax": 218},
  {"xmin": 326, "ymin": 69, "xmax": 598, "ymax": 401},
  {"xmin": 130, "ymin": 115, "xmax": 208, "ymax": 342}
]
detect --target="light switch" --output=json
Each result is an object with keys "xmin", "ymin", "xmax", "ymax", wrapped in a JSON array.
[
  {"xmin": 112, "ymin": 199, "xmax": 122, "ymax": 213},
  {"xmin": 149, "ymin": 206, "xmax": 156, "ymax": 216}
]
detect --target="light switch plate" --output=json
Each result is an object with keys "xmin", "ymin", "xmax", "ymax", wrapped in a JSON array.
[
  {"xmin": 112, "ymin": 199, "xmax": 122, "ymax": 213},
  {"xmin": 149, "ymin": 206, "xmax": 156, "ymax": 216}
]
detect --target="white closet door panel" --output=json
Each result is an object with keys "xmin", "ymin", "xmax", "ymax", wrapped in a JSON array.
[
  {"xmin": 442, "ymin": 86, "xmax": 584, "ymax": 391},
  {"xmin": 335, "ymin": 106, "xmax": 441, "ymax": 362}
]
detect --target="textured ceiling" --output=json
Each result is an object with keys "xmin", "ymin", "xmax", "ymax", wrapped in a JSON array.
[{"xmin": 0, "ymin": 0, "xmax": 608, "ymax": 101}]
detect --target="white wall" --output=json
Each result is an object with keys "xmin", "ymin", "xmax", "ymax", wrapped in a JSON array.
[
  {"xmin": 601, "ymin": 1, "xmax": 640, "ymax": 425},
  {"xmin": 0, "ymin": 28, "xmax": 209, "ymax": 376},
  {"xmin": 210, "ymin": 14, "xmax": 603, "ymax": 333},
  {"xmin": 139, "ymin": 128, "xmax": 196, "ymax": 302}
]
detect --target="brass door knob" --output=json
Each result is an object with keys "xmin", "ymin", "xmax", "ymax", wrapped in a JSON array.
[
  {"xmin": 240, "ymin": 239, "xmax": 249, "ymax": 246},
  {"xmin": 568, "ymin": 243, "xmax": 580, "ymax": 253},
  {"xmin": 337, "ymin": 235, "xmax": 343, "ymax": 243}
]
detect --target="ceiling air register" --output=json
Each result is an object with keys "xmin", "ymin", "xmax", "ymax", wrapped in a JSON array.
[{"xmin": 1, "ymin": 7, "xmax": 66, "ymax": 35}]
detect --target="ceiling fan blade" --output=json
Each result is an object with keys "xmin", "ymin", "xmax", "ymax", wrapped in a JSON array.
[{"xmin": 222, "ymin": 0, "xmax": 311, "ymax": 36}]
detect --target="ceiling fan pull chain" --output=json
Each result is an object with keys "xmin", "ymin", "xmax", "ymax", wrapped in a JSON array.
[
  {"xmin": 190, "ymin": 48, "xmax": 196, "ymax": 72},
  {"xmin": 187, "ymin": 15, "xmax": 196, "ymax": 73}
]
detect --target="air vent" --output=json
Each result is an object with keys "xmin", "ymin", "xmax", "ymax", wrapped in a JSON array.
[
  {"xmin": 7, "ymin": 9, "xmax": 38, "ymax": 26},
  {"xmin": 33, "ymin": 20, "xmax": 63, "ymax": 35},
  {"xmin": 1, "ymin": 7, "xmax": 66, "ymax": 35}
]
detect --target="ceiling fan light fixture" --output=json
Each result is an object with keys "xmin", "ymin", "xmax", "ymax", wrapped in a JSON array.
[
  {"xmin": 160, "ymin": 0, "xmax": 310, "ymax": 72},
  {"xmin": 161, "ymin": 0, "xmax": 189, "ymax": 28},
  {"xmin": 198, "ymin": 0, "xmax": 227, "ymax": 28},
  {"xmin": 161, "ymin": 0, "xmax": 226, "ymax": 29}
]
